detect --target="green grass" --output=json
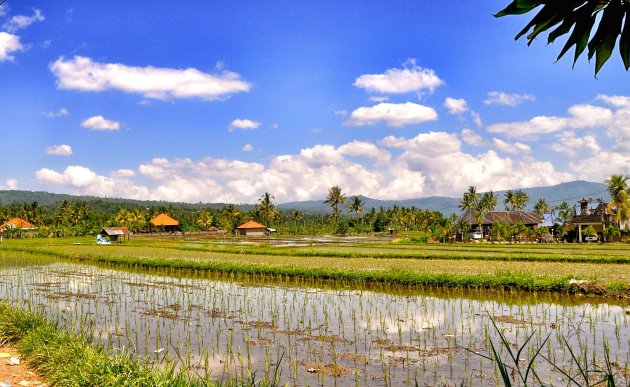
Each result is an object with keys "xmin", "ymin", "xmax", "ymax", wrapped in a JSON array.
[
  {"xmin": 0, "ymin": 302, "xmax": 199, "ymax": 386},
  {"xmin": 2, "ymin": 237, "xmax": 629, "ymax": 297}
]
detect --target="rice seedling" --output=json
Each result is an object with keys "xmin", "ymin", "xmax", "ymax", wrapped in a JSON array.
[{"xmin": 0, "ymin": 245, "xmax": 628, "ymax": 385}]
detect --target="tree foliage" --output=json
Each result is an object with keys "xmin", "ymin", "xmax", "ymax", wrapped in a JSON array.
[{"xmin": 496, "ymin": 0, "xmax": 630, "ymax": 75}]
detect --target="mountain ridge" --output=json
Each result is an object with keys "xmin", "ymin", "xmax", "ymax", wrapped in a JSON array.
[{"xmin": 0, "ymin": 180, "xmax": 608, "ymax": 215}]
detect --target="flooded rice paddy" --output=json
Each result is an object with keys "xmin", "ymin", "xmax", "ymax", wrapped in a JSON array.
[{"xmin": 0, "ymin": 256, "xmax": 628, "ymax": 386}]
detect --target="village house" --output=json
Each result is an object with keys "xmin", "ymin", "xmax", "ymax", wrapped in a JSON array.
[
  {"xmin": 568, "ymin": 198, "xmax": 627, "ymax": 241},
  {"xmin": 236, "ymin": 220, "xmax": 267, "ymax": 237},
  {"xmin": 0, "ymin": 217, "xmax": 37, "ymax": 238},
  {"xmin": 459, "ymin": 209, "xmax": 543, "ymax": 240},
  {"xmin": 150, "ymin": 213, "xmax": 180, "ymax": 233},
  {"xmin": 99, "ymin": 227, "xmax": 132, "ymax": 243}
]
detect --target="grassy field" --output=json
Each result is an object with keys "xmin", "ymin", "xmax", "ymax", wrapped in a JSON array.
[{"xmin": 1, "ymin": 236, "xmax": 629, "ymax": 296}]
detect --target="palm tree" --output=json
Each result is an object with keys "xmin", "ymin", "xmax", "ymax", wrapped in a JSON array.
[
  {"xmin": 503, "ymin": 190, "xmax": 514, "ymax": 210},
  {"xmin": 348, "ymin": 195, "xmax": 365, "ymax": 222},
  {"xmin": 196, "ymin": 210, "xmax": 214, "ymax": 230},
  {"xmin": 512, "ymin": 190, "xmax": 529, "ymax": 211},
  {"xmin": 460, "ymin": 186, "xmax": 484, "ymax": 238},
  {"xmin": 324, "ymin": 186, "xmax": 347, "ymax": 224},
  {"xmin": 605, "ymin": 174, "xmax": 630, "ymax": 229},
  {"xmin": 479, "ymin": 191, "xmax": 497, "ymax": 212},
  {"xmin": 222, "ymin": 204, "xmax": 241, "ymax": 233},
  {"xmin": 258, "ymin": 192, "xmax": 277, "ymax": 227},
  {"xmin": 533, "ymin": 198, "xmax": 551, "ymax": 216},
  {"xmin": 290, "ymin": 210, "xmax": 304, "ymax": 234},
  {"xmin": 459, "ymin": 186, "xmax": 479, "ymax": 212}
]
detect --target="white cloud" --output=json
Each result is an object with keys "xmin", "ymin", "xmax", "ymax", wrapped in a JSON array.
[
  {"xmin": 110, "ymin": 169, "xmax": 135, "ymax": 178},
  {"xmin": 354, "ymin": 59, "xmax": 443, "ymax": 94},
  {"xmin": 242, "ymin": 144, "xmax": 253, "ymax": 152},
  {"xmin": 369, "ymin": 96, "xmax": 389, "ymax": 103},
  {"xmin": 0, "ymin": 32, "xmax": 23, "ymax": 62},
  {"xmin": 487, "ymin": 116, "xmax": 566, "ymax": 139},
  {"xmin": 492, "ymin": 138, "xmax": 531, "ymax": 155},
  {"xmin": 81, "ymin": 115, "xmax": 121, "ymax": 131},
  {"xmin": 0, "ymin": 3, "xmax": 7, "ymax": 17},
  {"xmin": 461, "ymin": 128, "xmax": 484, "ymax": 146},
  {"xmin": 34, "ymin": 131, "xmax": 576, "ymax": 204},
  {"xmin": 443, "ymin": 97, "xmax": 468, "ymax": 115},
  {"xmin": 42, "ymin": 108, "xmax": 69, "ymax": 118},
  {"xmin": 2, "ymin": 9, "xmax": 45, "ymax": 33},
  {"xmin": 346, "ymin": 102, "xmax": 438, "ymax": 127},
  {"xmin": 0, "ymin": 179, "xmax": 18, "ymax": 190},
  {"xmin": 597, "ymin": 94, "xmax": 630, "ymax": 108},
  {"xmin": 484, "ymin": 91, "xmax": 535, "ymax": 106},
  {"xmin": 569, "ymin": 151, "xmax": 630, "ymax": 182},
  {"xmin": 487, "ymin": 103, "xmax": 613, "ymax": 140},
  {"xmin": 229, "ymin": 118, "xmax": 261, "ymax": 132},
  {"xmin": 470, "ymin": 111, "xmax": 482, "ymax": 127},
  {"xmin": 551, "ymin": 132, "xmax": 600, "ymax": 158},
  {"xmin": 45, "ymin": 144, "xmax": 73, "ymax": 156},
  {"xmin": 50, "ymin": 56, "xmax": 251, "ymax": 101},
  {"xmin": 338, "ymin": 140, "xmax": 390, "ymax": 163}
]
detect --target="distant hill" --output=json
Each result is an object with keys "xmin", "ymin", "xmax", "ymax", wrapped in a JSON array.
[
  {"xmin": 279, "ymin": 180, "xmax": 608, "ymax": 215},
  {"xmin": 0, "ymin": 180, "xmax": 608, "ymax": 215},
  {"xmin": 0, "ymin": 190, "xmax": 255, "ymax": 214}
]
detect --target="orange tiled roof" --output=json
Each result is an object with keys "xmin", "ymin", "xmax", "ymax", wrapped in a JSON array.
[
  {"xmin": 150, "ymin": 213, "xmax": 179, "ymax": 226},
  {"xmin": 0, "ymin": 217, "xmax": 36, "ymax": 231},
  {"xmin": 236, "ymin": 220, "xmax": 266, "ymax": 229}
]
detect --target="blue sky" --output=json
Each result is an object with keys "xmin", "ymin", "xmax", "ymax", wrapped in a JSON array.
[{"xmin": 1, "ymin": 1, "xmax": 629, "ymax": 204}]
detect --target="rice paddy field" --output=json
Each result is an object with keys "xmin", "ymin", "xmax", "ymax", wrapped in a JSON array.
[{"xmin": 0, "ymin": 237, "xmax": 629, "ymax": 385}]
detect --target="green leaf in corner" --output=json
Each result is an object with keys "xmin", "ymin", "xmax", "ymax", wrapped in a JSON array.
[
  {"xmin": 587, "ymin": 0, "xmax": 624, "ymax": 75},
  {"xmin": 618, "ymin": 4, "xmax": 630, "ymax": 70}
]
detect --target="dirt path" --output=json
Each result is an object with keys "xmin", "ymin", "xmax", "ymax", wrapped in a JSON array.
[{"xmin": 0, "ymin": 345, "xmax": 46, "ymax": 387}]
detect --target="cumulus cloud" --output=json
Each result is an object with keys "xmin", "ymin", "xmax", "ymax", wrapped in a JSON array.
[
  {"xmin": 492, "ymin": 138, "xmax": 531, "ymax": 155},
  {"xmin": 81, "ymin": 115, "xmax": 120, "ymax": 131},
  {"xmin": 487, "ymin": 102, "xmax": 613, "ymax": 140},
  {"xmin": 443, "ymin": 97, "xmax": 468, "ymax": 115},
  {"xmin": 242, "ymin": 144, "xmax": 253, "ymax": 152},
  {"xmin": 229, "ymin": 119, "xmax": 261, "ymax": 132},
  {"xmin": 484, "ymin": 91, "xmax": 535, "ymax": 106},
  {"xmin": 33, "ymin": 130, "xmax": 577, "ymax": 204},
  {"xmin": 45, "ymin": 144, "xmax": 73, "ymax": 156},
  {"xmin": 50, "ymin": 56, "xmax": 251, "ymax": 101},
  {"xmin": 42, "ymin": 108, "xmax": 69, "ymax": 118},
  {"xmin": 0, "ymin": 179, "xmax": 18, "ymax": 190},
  {"xmin": 36, "ymin": 165, "xmax": 149, "ymax": 198},
  {"xmin": 110, "ymin": 169, "xmax": 135, "ymax": 178},
  {"xmin": 461, "ymin": 128, "xmax": 484, "ymax": 146},
  {"xmin": 2, "ymin": 8, "xmax": 45, "ymax": 33},
  {"xmin": 551, "ymin": 132, "xmax": 600, "ymax": 158},
  {"xmin": 346, "ymin": 102, "xmax": 438, "ymax": 127},
  {"xmin": 354, "ymin": 59, "xmax": 443, "ymax": 94},
  {"xmin": 0, "ymin": 32, "xmax": 23, "ymax": 62}
]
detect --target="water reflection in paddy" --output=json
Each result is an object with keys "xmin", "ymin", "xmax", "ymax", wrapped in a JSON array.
[{"xmin": 0, "ymin": 259, "xmax": 628, "ymax": 386}]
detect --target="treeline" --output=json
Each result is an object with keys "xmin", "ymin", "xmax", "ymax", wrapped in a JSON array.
[{"xmin": 0, "ymin": 195, "xmax": 461, "ymax": 240}]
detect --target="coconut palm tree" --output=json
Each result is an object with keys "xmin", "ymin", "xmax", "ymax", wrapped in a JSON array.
[
  {"xmin": 460, "ymin": 186, "xmax": 484, "ymax": 238},
  {"xmin": 512, "ymin": 190, "xmax": 529, "ymax": 211},
  {"xmin": 533, "ymin": 198, "xmax": 551, "ymax": 216},
  {"xmin": 258, "ymin": 192, "xmax": 277, "ymax": 227},
  {"xmin": 222, "ymin": 204, "xmax": 241, "ymax": 233},
  {"xmin": 348, "ymin": 195, "xmax": 365, "ymax": 222},
  {"xmin": 196, "ymin": 210, "xmax": 214, "ymax": 230},
  {"xmin": 290, "ymin": 210, "xmax": 304, "ymax": 233},
  {"xmin": 324, "ymin": 186, "xmax": 347, "ymax": 224},
  {"xmin": 479, "ymin": 191, "xmax": 498, "ymax": 212},
  {"xmin": 605, "ymin": 174, "xmax": 630, "ymax": 229}
]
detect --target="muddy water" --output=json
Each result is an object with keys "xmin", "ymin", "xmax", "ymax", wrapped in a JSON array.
[{"xmin": 0, "ymin": 258, "xmax": 628, "ymax": 386}]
